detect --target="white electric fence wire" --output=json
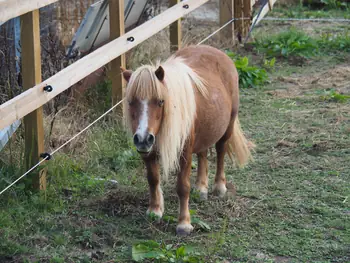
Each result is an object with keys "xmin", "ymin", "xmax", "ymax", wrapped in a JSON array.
[
  {"xmin": 197, "ymin": 17, "xmax": 350, "ymax": 45},
  {"xmin": 264, "ymin": 17, "xmax": 350, "ymax": 22}
]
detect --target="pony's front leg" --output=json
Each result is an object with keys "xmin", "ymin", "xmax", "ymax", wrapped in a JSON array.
[
  {"xmin": 176, "ymin": 146, "xmax": 194, "ymax": 236},
  {"xmin": 144, "ymin": 153, "xmax": 164, "ymax": 218}
]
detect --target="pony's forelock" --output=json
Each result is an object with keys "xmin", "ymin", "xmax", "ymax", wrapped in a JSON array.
[{"xmin": 124, "ymin": 57, "xmax": 207, "ymax": 180}]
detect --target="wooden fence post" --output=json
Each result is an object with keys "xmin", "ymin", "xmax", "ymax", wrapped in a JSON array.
[
  {"xmin": 169, "ymin": 0, "xmax": 181, "ymax": 52},
  {"xmin": 220, "ymin": 0, "xmax": 235, "ymax": 45},
  {"xmin": 21, "ymin": 10, "xmax": 46, "ymax": 190},
  {"xmin": 234, "ymin": 0, "xmax": 244, "ymax": 42},
  {"xmin": 243, "ymin": 0, "xmax": 252, "ymax": 39},
  {"xmin": 109, "ymin": 0, "xmax": 126, "ymax": 115}
]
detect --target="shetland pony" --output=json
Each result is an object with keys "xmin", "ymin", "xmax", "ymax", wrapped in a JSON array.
[{"xmin": 121, "ymin": 45, "xmax": 253, "ymax": 236}]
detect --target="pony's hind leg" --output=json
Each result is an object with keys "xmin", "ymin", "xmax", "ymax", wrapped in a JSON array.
[
  {"xmin": 195, "ymin": 150, "xmax": 209, "ymax": 200},
  {"xmin": 213, "ymin": 121, "xmax": 234, "ymax": 198},
  {"xmin": 144, "ymin": 154, "xmax": 164, "ymax": 218}
]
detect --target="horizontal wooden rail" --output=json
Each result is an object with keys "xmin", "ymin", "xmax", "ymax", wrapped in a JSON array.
[
  {"xmin": 0, "ymin": 0, "xmax": 209, "ymax": 130},
  {"xmin": 0, "ymin": 0, "xmax": 59, "ymax": 24}
]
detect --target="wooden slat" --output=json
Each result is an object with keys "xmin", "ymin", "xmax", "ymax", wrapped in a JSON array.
[
  {"xmin": 20, "ymin": 10, "xmax": 46, "ymax": 190},
  {"xmin": 108, "ymin": 0, "xmax": 126, "ymax": 114},
  {"xmin": 169, "ymin": 0, "xmax": 182, "ymax": 52},
  {"xmin": 0, "ymin": 0, "xmax": 58, "ymax": 24},
  {"xmin": 219, "ymin": 0, "xmax": 234, "ymax": 44},
  {"xmin": 0, "ymin": 0, "xmax": 210, "ymax": 130},
  {"xmin": 252, "ymin": 0, "xmax": 277, "ymax": 26}
]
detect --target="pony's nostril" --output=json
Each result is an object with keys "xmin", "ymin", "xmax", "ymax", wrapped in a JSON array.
[
  {"xmin": 133, "ymin": 134, "xmax": 141, "ymax": 146},
  {"xmin": 147, "ymin": 134, "xmax": 155, "ymax": 145}
]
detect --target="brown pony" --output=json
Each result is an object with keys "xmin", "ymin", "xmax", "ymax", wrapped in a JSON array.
[{"xmin": 121, "ymin": 45, "xmax": 253, "ymax": 236}]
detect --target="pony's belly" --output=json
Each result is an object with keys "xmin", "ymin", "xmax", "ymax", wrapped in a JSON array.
[{"xmin": 192, "ymin": 107, "xmax": 231, "ymax": 154}]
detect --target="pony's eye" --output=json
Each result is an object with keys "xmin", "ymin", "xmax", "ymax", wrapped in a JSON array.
[{"xmin": 158, "ymin": 100, "xmax": 164, "ymax": 107}]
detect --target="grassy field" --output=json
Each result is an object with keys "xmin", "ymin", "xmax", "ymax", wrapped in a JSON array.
[{"xmin": 0, "ymin": 2, "xmax": 349, "ymax": 263}]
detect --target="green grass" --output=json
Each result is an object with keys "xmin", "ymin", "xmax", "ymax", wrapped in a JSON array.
[
  {"xmin": 1, "ymin": 6, "xmax": 350, "ymax": 262},
  {"xmin": 1, "ymin": 59, "xmax": 349, "ymax": 262}
]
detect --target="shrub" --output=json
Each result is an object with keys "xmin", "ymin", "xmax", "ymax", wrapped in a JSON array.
[
  {"xmin": 226, "ymin": 51, "xmax": 268, "ymax": 89},
  {"xmin": 318, "ymin": 32, "xmax": 350, "ymax": 53},
  {"xmin": 253, "ymin": 28, "xmax": 318, "ymax": 58}
]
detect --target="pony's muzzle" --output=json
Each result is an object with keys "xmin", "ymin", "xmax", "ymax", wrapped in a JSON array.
[{"xmin": 133, "ymin": 132, "xmax": 155, "ymax": 153}]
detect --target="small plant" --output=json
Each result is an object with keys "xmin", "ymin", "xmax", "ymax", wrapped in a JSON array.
[
  {"xmin": 263, "ymin": 57, "xmax": 276, "ymax": 70},
  {"xmin": 190, "ymin": 210, "xmax": 211, "ymax": 231},
  {"xmin": 254, "ymin": 28, "xmax": 318, "ymax": 58},
  {"xmin": 319, "ymin": 89, "xmax": 350, "ymax": 103},
  {"xmin": 320, "ymin": 0, "xmax": 348, "ymax": 9},
  {"xmin": 318, "ymin": 32, "xmax": 350, "ymax": 53},
  {"xmin": 132, "ymin": 240, "xmax": 203, "ymax": 262},
  {"xmin": 226, "ymin": 51, "xmax": 268, "ymax": 89}
]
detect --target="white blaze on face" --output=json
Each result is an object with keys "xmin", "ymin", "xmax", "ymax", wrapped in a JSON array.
[{"xmin": 137, "ymin": 100, "xmax": 149, "ymax": 140}]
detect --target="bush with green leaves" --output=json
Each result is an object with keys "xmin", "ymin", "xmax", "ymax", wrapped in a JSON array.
[
  {"xmin": 319, "ymin": 0, "xmax": 349, "ymax": 9},
  {"xmin": 254, "ymin": 28, "xmax": 319, "ymax": 58},
  {"xmin": 318, "ymin": 32, "xmax": 350, "ymax": 53},
  {"xmin": 226, "ymin": 51, "xmax": 268, "ymax": 89}
]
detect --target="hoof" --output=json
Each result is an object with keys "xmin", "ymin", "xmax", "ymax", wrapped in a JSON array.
[
  {"xmin": 195, "ymin": 187, "xmax": 208, "ymax": 201},
  {"xmin": 213, "ymin": 183, "xmax": 227, "ymax": 198},
  {"xmin": 176, "ymin": 223, "xmax": 194, "ymax": 236},
  {"xmin": 200, "ymin": 191, "xmax": 208, "ymax": 201},
  {"xmin": 146, "ymin": 207, "xmax": 163, "ymax": 220}
]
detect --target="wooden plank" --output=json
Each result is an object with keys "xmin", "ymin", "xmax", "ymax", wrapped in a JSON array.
[
  {"xmin": 108, "ymin": 0, "xmax": 126, "ymax": 115},
  {"xmin": 20, "ymin": 10, "xmax": 46, "ymax": 190},
  {"xmin": 219, "ymin": 0, "xmax": 234, "ymax": 44},
  {"xmin": 0, "ymin": 0, "xmax": 210, "ymax": 131},
  {"xmin": 169, "ymin": 0, "xmax": 182, "ymax": 52},
  {"xmin": 252, "ymin": 0, "xmax": 277, "ymax": 26},
  {"xmin": 0, "ymin": 0, "xmax": 58, "ymax": 24}
]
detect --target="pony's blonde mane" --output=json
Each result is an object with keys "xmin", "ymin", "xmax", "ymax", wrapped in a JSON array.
[{"xmin": 124, "ymin": 56, "xmax": 207, "ymax": 180}]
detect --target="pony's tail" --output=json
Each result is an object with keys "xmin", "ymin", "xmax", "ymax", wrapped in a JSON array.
[{"xmin": 226, "ymin": 117, "xmax": 255, "ymax": 167}]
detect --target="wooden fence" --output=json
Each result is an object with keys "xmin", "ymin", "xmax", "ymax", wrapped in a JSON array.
[{"xmin": 0, "ymin": 0, "xmax": 277, "ymax": 191}]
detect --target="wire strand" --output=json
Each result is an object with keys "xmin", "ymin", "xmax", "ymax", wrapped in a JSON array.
[
  {"xmin": 0, "ymin": 99, "xmax": 125, "ymax": 196},
  {"xmin": 197, "ymin": 16, "xmax": 350, "ymax": 45}
]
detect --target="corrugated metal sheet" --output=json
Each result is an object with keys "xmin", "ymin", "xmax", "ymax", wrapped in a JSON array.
[
  {"xmin": 67, "ymin": 0, "xmax": 149, "ymax": 57},
  {"xmin": 0, "ymin": 120, "xmax": 21, "ymax": 151}
]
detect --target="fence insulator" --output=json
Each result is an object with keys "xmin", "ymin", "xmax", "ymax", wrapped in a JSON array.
[
  {"xmin": 43, "ymin": 85, "xmax": 53, "ymax": 92},
  {"xmin": 40, "ymin": 153, "xmax": 52, "ymax": 160}
]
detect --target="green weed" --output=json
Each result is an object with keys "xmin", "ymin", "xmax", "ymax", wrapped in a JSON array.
[
  {"xmin": 226, "ymin": 51, "xmax": 268, "ymax": 89},
  {"xmin": 254, "ymin": 28, "xmax": 318, "ymax": 58},
  {"xmin": 132, "ymin": 240, "xmax": 203, "ymax": 262},
  {"xmin": 319, "ymin": 0, "xmax": 349, "ymax": 9},
  {"xmin": 318, "ymin": 32, "xmax": 350, "ymax": 52},
  {"xmin": 319, "ymin": 89, "xmax": 350, "ymax": 103}
]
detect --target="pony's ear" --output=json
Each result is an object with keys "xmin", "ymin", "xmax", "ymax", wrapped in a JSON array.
[
  {"xmin": 155, "ymin": 66, "xmax": 165, "ymax": 82},
  {"xmin": 120, "ymin": 67, "xmax": 132, "ymax": 82}
]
